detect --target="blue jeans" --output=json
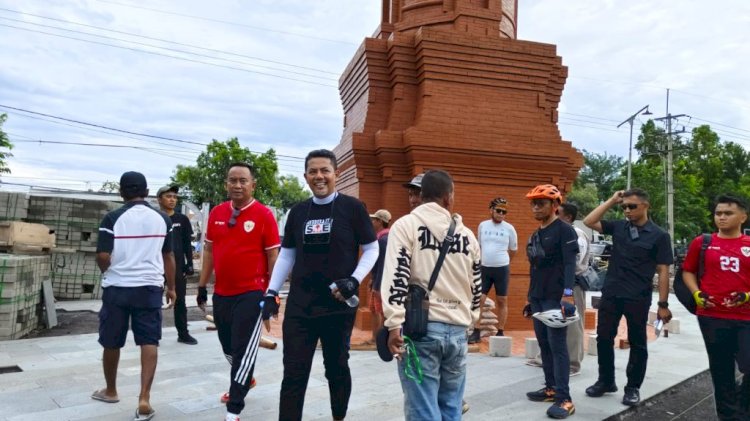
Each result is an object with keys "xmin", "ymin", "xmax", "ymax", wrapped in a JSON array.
[
  {"xmin": 530, "ymin": 297, "xmax": 570, "ymax": 401},
  {"xmin": 398, "ymin": 322, "xmax": 468, "ymax": 421}
]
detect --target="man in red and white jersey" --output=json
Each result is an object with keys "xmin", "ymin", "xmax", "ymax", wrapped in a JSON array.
[
  {"xmin": 197, "ymin": 162, "xmax": 281, "ymax": 421},
  {"xmin": 682, "ymin": 194, "xmax": 750, "ymax": 421}
]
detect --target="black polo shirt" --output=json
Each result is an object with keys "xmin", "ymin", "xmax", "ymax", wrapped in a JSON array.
[{"xmin": 601, "ymin": 219, "xmax": 673, "ymax": 299}]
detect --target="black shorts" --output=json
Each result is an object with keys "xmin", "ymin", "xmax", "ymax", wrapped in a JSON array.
[
  {"xmin": 98, "ymin": 285, "xmax": 163, "ymax": 348},
  {"xmin": 481, "ymin": 265, "xmax": 510, "ymax": 295}
]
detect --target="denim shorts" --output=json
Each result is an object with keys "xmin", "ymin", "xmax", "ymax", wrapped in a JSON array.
[{"xmin": 98, "ymin": 285, "xmax": 163, "ymax": 348}]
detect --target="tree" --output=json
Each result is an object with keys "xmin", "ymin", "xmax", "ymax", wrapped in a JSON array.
[
  {"xmin": 277, "ymin": 175, "xmax": 310, "ymax": 211},
  {"xmin": 565, "ymin": 182, "xmax": 599, "ymax": 217},
  {"xmin": 574, "ymin": 150, "xmax": 626, "ymax": 202},
  {"xmin": 172, "ymin": 138, "xmax": 310, "ymax": 210},
  {"xmin": 99, "ymin": 180, "xmax": 120, "ymax": 193},
  {"xmin": 0, "ymin": 113, "xmax": 13, "ymax": 175}
]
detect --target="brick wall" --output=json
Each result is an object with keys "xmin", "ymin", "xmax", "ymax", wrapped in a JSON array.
[{"xmin": 335, "ymin": 0, "xmax": 582, "ymax": 331}]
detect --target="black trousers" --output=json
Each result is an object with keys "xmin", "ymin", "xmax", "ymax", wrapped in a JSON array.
[
  {"xmin": 279, "ymin": 311, "xmax": 356, "ymax": 421},
  {"xmin": 595, "ymin": 295, "xmax": 650, "ymax": 388},
  {"xmin": 173, "ymin": 262, "xmax": 188, "ymax": 337},
  {"xmin": 213, "ymin": 290, "xmax": 264, "ymax": 415},
  {"xmin": 698, "ymin": 316, "xmax": 750, "ymax": 421}
]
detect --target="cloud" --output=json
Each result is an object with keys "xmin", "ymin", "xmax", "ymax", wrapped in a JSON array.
[{"xmin": 1, "ymin": 0, "xmax": 749, "ymax": 191}]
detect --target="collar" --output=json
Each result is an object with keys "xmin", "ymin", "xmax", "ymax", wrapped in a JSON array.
[
  {"xmin": 124, "ymin": 200, "xmax": 150, "ymax": 209},
  {"xmin": 230, "ymin": 199, "xmax": 255, "ymax": 211},
  {"xmin": 628, "ymin": 219, "xmax": 654, "ymax": 232},
  {"xmin": 312, "ymin": 192, "xmax": 337, "ymax": 205},
  {"xmin": 377, "ymin": 228, "xmax": 390, "ymax": 239}
]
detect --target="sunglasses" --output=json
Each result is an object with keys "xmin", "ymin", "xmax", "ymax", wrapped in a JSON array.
[
  {"xmin": 227, "ymin": 207, "xmax": 241, "ymax": 228},
  {"xmin": 493, "ymin": 208, "xmax": 507, "ymax": 214},
  {"xmin": 621, "ymin": 204, "xmax": 639, "ymax": 210}
]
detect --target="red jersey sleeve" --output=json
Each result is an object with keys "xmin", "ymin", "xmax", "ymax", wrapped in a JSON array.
[
  {"xmin": 681, "ymin": 235, "xmax": 705, "ymax": 274},
  {"xmin": 263, "ymin": 208, "xmax": 281, "ymax": 250}
]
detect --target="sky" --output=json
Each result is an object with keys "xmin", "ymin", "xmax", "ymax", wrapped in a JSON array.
[{"xmin": 1, "ymin": 0, "xmax": 749, "ymax": 192}]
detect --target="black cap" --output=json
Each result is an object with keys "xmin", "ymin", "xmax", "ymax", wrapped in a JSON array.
[
  {"xmin": 156, "ymin": 185, "xmax": 179, "ymax": 197},
  {"xmin": 402, "ymin": 173, "xmax": 424, "ymax": 189},
  {"xmin": 119, "ymin": 171, "xmax": 147, "ymax": 194}
]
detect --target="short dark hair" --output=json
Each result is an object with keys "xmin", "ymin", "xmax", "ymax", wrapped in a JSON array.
[
  {"xmin": 305, "ymin": 149, "xmax": 337, "ymax": 170},
  {"xmin": 420, "ymin": 170, "xmax": 453, "ymax": 203},
  {"xmin": 714, "ymin": 194, "xmax": 748, "ymax": 213},
  {"xmin": 623, "ymin": 188, "xmax": 649, "ymax": 203},
  {"xmin": 227, "ymin": 162, "xmax": 255, "ymax": 177},
  {"xmin": 559, "ymin": 203, "xmax": 578, "ymax": 220},
  {"xmin": 121, "ymin": 189, "xmax": 146, "ymax": 201},
  {"xmin": 382, "ymin": 220, "xmax": 390, "ymax": 229}
]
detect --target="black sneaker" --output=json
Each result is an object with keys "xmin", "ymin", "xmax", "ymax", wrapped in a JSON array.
[
  {"xmin": 546, "ymin": 400, "xmax": 575, "ymax": 419},
  {"xmin": 527, "ymin": 387, "xmax": 556, "ymax": 402},
  {"xmin": 622, "ymin": 387, "xmax": 640, "ymax": 406},
  {"xmin": 495, "ymin": 329, "xmax": 504, "ymax": 336},
  {"xmin": 178, "ymin": 334, "xmax": 198, "ymax": 345},
  {"xmin": 467, "ymin": 329, "xmax": 481, "ymax": 344},
  {"xmin": 585, "ymin": 381, "xmax": 618, "ymax": 397}
]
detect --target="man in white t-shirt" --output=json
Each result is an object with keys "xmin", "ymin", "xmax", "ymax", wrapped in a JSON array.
[{"xmin": 469, "ymin": 197, "xmax": 518, "ymax": 343}]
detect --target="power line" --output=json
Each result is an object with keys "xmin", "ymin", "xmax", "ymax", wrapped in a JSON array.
[
  {"xmin": 0, "ymin": 7, "xmax": 340, "ymax": 75},
  {"xmin": 0, "ymin": 23, "xmax": 338, "ymax": 88},
  {"xmin": 0, "ymin": 103, "xmax": 208, "ymax": 146},
  {"xmin": 0, "ymin": 15, "xmax": 339, "ymax": 81},
  {"xmin": 558, "ymin": 116, "xmax": 621, "ymax": 128},
  {"xmin": 557, "ymin": 122, "xmax": 621, "ymax": 133},
  {"xmin": 93, "ymin": 0, "xmax": 357, "ymax": 46},
  {"xmin": 559, "ymin": 112, "xmax": 620, "ymax": 123}
]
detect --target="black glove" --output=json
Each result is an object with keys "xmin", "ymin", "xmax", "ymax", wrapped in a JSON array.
[
  {"xmin": 262, "ymin": 289, "xmax": 280, "ymax": 320},
  {"xmin": 333, "ymin": 277, "xmax": 360, "ymax": 299},
  {"xmin": 197, "ymin": 286, "xmax": 208, "ymax": 307},
  {"xmin": 522, "ymin": 303, "xmax": 532, "ymax": 318},
  {"xmin": 185, "ymin": 265, "xmax": 194, "ymax": 276}
]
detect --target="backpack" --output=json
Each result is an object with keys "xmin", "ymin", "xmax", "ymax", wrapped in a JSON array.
[{"xmin": 673, "ymin": 234, "xmax": 711, "ymax": 314}]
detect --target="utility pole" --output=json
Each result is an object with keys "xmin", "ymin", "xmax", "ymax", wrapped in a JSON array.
[
  {"xmin": 617, "ymin": 105, "xmax": 652, "ymax": 190},
  {"xmin": 652, "ymin": 89, "xmax": 687, "ymax": 246}
]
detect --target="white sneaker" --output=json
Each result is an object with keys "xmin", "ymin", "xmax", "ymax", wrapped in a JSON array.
[{"xmin": 225, "ymin": 413, "xmax": 240, "ymax": 421}]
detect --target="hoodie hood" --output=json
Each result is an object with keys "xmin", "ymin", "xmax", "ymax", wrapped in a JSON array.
[{"xmin": 412, "ymin": 202, "xmax": 465, "ymax": 241}]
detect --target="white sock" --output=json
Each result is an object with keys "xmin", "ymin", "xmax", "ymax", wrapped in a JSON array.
[{"xmin": 225, "ymin": 412, "xmax": 240, "ymax": 421}]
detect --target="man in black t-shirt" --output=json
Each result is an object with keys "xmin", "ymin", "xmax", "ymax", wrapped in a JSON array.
[
  {"xmin": 263, "ymin": 149, "xmax": 378, "ymax": 421},
  {"xmin": 583, "ymin": 188, "xmax": 673, "ymax": 407},
  {"xmin": 157, "ymin": 185, "xmax": 197, "ymax": 345},
  {"xmin": 524, "ymin": 184, "xmax": 579, "ymax": 420}
]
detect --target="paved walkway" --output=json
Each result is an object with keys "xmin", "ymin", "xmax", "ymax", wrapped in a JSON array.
[{"xmin": 0, "ymin": 294, "xmax": 709, "ymax": 420}]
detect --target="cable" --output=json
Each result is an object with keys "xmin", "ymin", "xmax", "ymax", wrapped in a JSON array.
[
  {"xmin": 0, "ymin": 7, "xmax": 340, "ymax": 75},
  {"xmin": 93, "ymin": 0, "xmax": 357, "ymax": 46},
  {"xmin": 690, "ymin": 116, "xmax": 750, "ymax": 134},
  {"xmin": 0, "ymin": 24, "xmax": 339, "ymax": 88},
  {"xmin": 559, "ymin": 116, "xmax": 621, "ymax": 128},
  {"xmin": 0, "ymin": 103, "xmax": 207, "ymax": 145},
  {"xmin": 557, "ymin": 122, "xmax": 621, "ymax": 133},
  {"xmin": 1, "ymin": 104, "xmax": 307, "ymax": 160},
  {"xmin": 559, "ymin": 112, "xmax": 620, "ymax": 123},
  {"xmin": 0, "ymin": 16, "xmax": 338, "ymax": 81}
]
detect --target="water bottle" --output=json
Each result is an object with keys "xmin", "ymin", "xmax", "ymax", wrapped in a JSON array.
[{"xmin": 329, "ymin": 282, "xmax": 359, "ymax": 308}]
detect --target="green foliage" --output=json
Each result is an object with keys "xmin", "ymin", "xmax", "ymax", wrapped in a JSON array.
[
  {"xmin": 0, "ymin": 113, "xmax": 13, "ymax": 175},
  {"xmin": 565, "ymin": 182, "xmax": 600, "ymax": 217},
  {"xmin": 574, "ymin": 150, "xmax": 626, "ymax": 202},
  {"xmin": 277, "ymin": 175, "xmax": 310, "ymax": 211},
  {"xmin": 630, "ymin": 122, "xmax": 749, "ymax": 241},
  {"xmin": 99, "ymin": 180, "xmax": 120, "ymax": 193},
  {"xmin": 172, "ymin": 138, "xmax": 309, "ymax": 211}
]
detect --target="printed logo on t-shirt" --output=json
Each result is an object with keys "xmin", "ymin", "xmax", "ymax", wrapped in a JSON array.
[
  {"xmin": 215, "ymin": 221, "xmax": 226, "ymax": 226},
  {"xmin": 741, "ymin": 246, "xmax": 750, "ymax": 257},
  {"xmin": 244, "ymin": 220, "xmax": 255, "ymax": 233},
  {"xmin": 305, "ymin": 218, "xmax": 332, "ymax": 235}
]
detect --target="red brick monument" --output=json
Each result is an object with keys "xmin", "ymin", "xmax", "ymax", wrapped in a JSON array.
[{"xmin": 333, "ymin": 0, "xmax": 583, "ymax": 331}]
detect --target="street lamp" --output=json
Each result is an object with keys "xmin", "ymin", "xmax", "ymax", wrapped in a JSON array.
[{"xmin": 617, "ymin": 105, "xmax": 652, "ymax": 190}]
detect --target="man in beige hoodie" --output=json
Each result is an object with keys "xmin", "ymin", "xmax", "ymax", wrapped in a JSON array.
[{"xmin": 382, "ymin": 169, "xmax": 482, "ymax": 421}]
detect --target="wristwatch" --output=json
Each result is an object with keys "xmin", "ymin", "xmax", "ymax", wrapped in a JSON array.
[{"xmin": 657, "ymin": 301, "xmax": 669, "ymax": 309}]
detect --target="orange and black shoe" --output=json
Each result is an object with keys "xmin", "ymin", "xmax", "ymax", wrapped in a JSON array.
[
  {"xmin": 547, "ymin": 400, "xmax": 575, "ymax": 419},
  {"xmin": 526, "ymin": 386, "xmax": 556, "ymax": 402},
  {"xmin": 220, "ymin": 378, "xmax": 257, "ymax": 403}
]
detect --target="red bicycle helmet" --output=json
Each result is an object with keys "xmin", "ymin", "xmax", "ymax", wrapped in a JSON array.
[{"xmin": 526, "ymin": 184, "xmax": 563, "ymax": 203}]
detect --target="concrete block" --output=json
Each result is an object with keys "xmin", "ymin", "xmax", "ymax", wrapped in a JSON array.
[
  {"xmin": 488, "ymin": 336, "xmax": 512, "ymax": 357},
  {"xmin": 587, "ymin": 334, "xmax": 598, "ymax": 356},
  {"xmin": 525, "ymin": 337, "xmax": 539, "ymax": 359},
  {"xmin": 665, "ymin": 318, "xmax": 681, "ymax": 334}
]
